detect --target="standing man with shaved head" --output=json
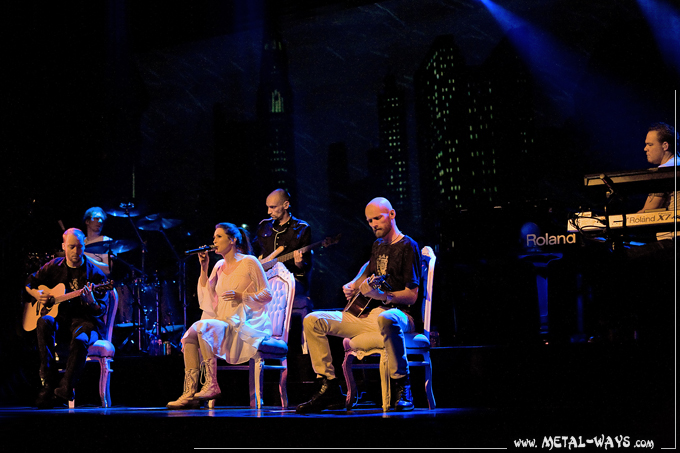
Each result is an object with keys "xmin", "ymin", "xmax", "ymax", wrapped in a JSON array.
[
  {"xmin": 296, "ymin": 197, "xmax": 421, "ymax": 413},
  {"xmin": 253, "ymin": 189, "xmax": 314, "ymax": 342}
]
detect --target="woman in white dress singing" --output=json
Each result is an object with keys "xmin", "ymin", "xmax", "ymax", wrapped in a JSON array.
[{"xmin": 167, "ymin": 223, "xmax": 272, "ymax": 409}]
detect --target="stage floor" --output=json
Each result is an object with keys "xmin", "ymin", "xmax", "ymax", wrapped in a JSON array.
[
  {"xmin": 0, "ymin": 402, "xmax": 674, "ymax": 451},
  {"xmin": 2, "ymin": 343, "xmax": 675, "ymax": 450}
]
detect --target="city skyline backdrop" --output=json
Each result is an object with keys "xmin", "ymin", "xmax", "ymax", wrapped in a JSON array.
[{"xmin": 2, "ymin": 0, "xmax": 678, "ymax": 323}]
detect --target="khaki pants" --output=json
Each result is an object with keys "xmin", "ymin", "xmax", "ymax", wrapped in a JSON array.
[{"xmin": 303, "ymin": 307, "xmax": 413, "ymax": 380}]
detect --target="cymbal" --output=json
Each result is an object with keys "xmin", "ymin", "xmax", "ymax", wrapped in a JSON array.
[
  {"xmin": 147, "ymin": 325, "xmax": 184, "ymax": 333},
  {"xmin": 114, "ymin": 322, "xmax": 140, "ymax": 329},
  {"xmin": 106, "ymin": 206, "xmax": 142, "ymax": 218},
  {"xmin": 85, "ymin": 239, "xmax": 139, "ymax": 254},
  {"xmin": 137, "ymin": 214, "xmax": 182, "ymax": 231}
]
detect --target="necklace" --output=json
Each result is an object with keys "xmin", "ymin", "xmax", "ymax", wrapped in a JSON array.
[{"xmin": 390, "ymin": 233, "xmax": 403, "ymax": 245}]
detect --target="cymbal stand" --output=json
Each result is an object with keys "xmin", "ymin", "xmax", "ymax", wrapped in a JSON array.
[
  {"xmin": 156, "ymin": 226, "xmax": 188, "ymax": 332},
  {"xmin": 149, "ymin": 281, "xmax": 164, "ymax": 355},
  {"xmin": 110, "ymin": 254, "xmax": 149, "ymax": 352},
  {"xmin": 122, "ymin": 202, "xmax": 149, "ymax": 353}
]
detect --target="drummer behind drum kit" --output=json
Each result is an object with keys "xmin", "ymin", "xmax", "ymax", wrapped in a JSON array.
[{"xmin": 77, "ymin": 203, "xmax": 202, "ymax": 355}]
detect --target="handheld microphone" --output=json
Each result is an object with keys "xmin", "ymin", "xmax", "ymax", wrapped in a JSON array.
[{"xmin": 185, "ymin": 245, "xmax": 216, "ymax": 255}]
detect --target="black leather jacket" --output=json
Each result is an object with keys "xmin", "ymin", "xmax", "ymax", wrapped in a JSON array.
[{"xmin": 253, "ymin": 214, "xmax": 312, "ymax": 292}]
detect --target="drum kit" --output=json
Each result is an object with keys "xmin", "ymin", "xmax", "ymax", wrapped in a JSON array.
[{"xmin": 87, "ymin": 202, "xmax": 190, "ymax": 355}]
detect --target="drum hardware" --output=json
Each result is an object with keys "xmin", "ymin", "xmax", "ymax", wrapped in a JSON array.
[
  {"xmin": 102, "ymin": 201, "xmax": 150, "ymax": 353},
  {"xmin": 136, "ymin": 213, "xmax": 189, "ymax": 340},
  {"xmin": 106, "ymin": 201, "xmax": 143, "ymax": 218},
  {"xmin": 103, "ymin": 204, "xmax": 190, "ymax": 355},
  {"xmin": 84, "ymin": 239, "xmax": 138, "ymax": 255},
  {"xmin": 114, "ymin": 201, "xmax": 150, "ymax": 352},
  {"xmin": 136, "ymin": 213, "xmax": 182, "ymax": 232}
]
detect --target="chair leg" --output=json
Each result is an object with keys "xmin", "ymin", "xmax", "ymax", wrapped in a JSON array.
[
  {"xmin": 249, "ymin": 356, "xmax": 264, "ymax": 409},
  {"xmin": 341, "ymin": 352, "xmax": 357, "ymax": 409},
  {"xmin": 422, "ymin": 351, "xmax": 436, "ymax": 410},
  {"xmin": 208, "ymin": 399, "xmax": 216, "ymax": 409},
  {"xmin": 99, "ymin": 358, "xmax": 113, "ymax": 408},
  {"xmin": 378, "ymin": 351, "xmax": 391, "ymax": 412},
  {"xmin": 278, "ymin": 358, "xmax": 288, "ymax": 408},
  {"xmin": 302, "ymin": 331, "xmax": 308, "ymax": 355}
]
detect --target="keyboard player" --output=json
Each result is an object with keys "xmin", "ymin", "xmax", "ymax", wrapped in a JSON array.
[
  {"xmin": 619, "ymin": 122, "xmax": 677, "ymax": 349},
  {"xmin": 584, "ymin": 122, "xmax": 677, "ymax": 348},
  {"xmin": 638, "ymin": 122, "xmax": 678, "ymax": 242}
]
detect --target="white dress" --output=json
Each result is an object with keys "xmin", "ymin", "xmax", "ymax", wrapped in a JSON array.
[{"xmin": 181, "ymin": 255, "xmax": 272, "ymax": 364}]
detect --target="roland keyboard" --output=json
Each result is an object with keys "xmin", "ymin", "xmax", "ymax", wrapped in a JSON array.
[
  {"xmin": 584, "ymin": 166, "xmax": 676, "ymax": 193},
  {"xmin": 608, "ymin": 210, "xmax": 679, "ymax": 229},
  {"xmin": 568, "ymin": 210, "xmax": 678, "ymax": 232}
]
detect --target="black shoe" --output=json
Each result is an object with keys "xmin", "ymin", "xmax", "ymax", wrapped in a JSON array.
[
  {"xmin": 36, "ymin": 386, "xmax": 55, "ymax": 409},
  {"xmin": 53, "ymin": 385, "xmax": 74, "ymax": 402},
  {"xmin": 295, "ymin": 376, "xmax": 346, "ymax": 414},
  {"xmin": 392, "ymin": 375, "xmax": 414, "ymax": 411}
]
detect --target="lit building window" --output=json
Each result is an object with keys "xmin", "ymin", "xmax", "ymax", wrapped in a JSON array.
[{"xmin": 271, "ymin": 90, "xmax": 284, "ymax": 113}]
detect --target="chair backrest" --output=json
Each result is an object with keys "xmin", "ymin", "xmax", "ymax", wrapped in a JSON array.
[
  {"xmin": 264, "ymin": 262, "xmax": 296, "ymax": 343},
  {"xmin": 102, "ymin": 288, "xmax": 119, "ymax": 342},
  {"xmin": 421, "ymin": 246, "xmax": 436, "ymax": 339}
]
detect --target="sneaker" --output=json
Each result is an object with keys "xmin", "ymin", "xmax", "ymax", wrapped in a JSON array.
[
  {"xmin": 392, "ymin": 375, "xmax": 414, "ymax": 411},
  {"xmin": 295, "ymin": 376, "xmax": 346, "ymax": 414}
]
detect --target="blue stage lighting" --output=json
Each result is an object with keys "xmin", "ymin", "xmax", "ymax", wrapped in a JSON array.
[
  {"xmin": 477, "ymin": 0, "xmax": 581, "ymax": 110},
  {"xmin": 636, "ymin": 0, "xmax": 680, "ymax": 75}
]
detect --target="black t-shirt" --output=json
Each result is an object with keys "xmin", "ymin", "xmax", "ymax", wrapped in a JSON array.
[
  {"xmin": 367, "ymin": 234, "xmax": 421, "ymax": 324},
  {"xmin": 26, "ymin": 257, "xmax": 108, "ymax": 333}
]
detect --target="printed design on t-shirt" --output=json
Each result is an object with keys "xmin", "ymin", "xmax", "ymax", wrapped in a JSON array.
[
  {"xmin": 69, "ymin": 279, "xmax": 80, "ymax": 292},
  {"xmin": 376, "ymin": 254, "xmax": 389, "ymax": 276}
]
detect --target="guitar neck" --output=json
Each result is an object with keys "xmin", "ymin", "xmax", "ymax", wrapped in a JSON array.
[
  {"xmin": 52, "ymin": 288, "xmax": 85, "ymax": 305},
  {"xmin": 51, "ymin": 282, "xmax": 111, "ymax": 305},
  {"xmin": 261, "ymin": 234, "xmax": 340, "ymax": 271},
  {"xmin": 271, "ymin": 240, "xmax": 322, "ymax": 265}
]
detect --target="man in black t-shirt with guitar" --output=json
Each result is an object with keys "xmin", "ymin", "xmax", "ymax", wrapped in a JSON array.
[
  {"xmin": 25, "ymin": 228, "xmax": 110, "ymax": 408},
  {"xmin": 296, "ymin": 197, "xmax": 421, "ymax": 413}
]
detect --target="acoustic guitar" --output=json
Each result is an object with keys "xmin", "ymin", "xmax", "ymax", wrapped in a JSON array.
[
  {"xmin": 343, "ymin": 274, "xmax": 391, "ymax": 318},
  {"xmin": 23, "ymin": 281, "xmax": 113, "ymax": 331}
]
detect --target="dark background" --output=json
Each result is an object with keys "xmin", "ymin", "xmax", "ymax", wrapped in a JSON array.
[{"xmin": 0, "ymin": 0, "xmax": 677, "ymax": 407}]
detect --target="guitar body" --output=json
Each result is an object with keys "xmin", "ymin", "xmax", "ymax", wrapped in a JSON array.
[
  {"xmin": 259, "ymin": 246, "xmax": 284, "ymax": 266},
  {"xmin": 343, "ymin": 275, "xmax": 388, "ymax": 318},
  {"xmin": 344, "ymin": 293, "xmax": 376, "ymax": 318},
  {"xmin": 22, "ymin": 281, "xmax": 113, "ymax": 332},
  {"xmin": 22, "ymin": 284, "xmax": 66, "ymax": 331}
]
